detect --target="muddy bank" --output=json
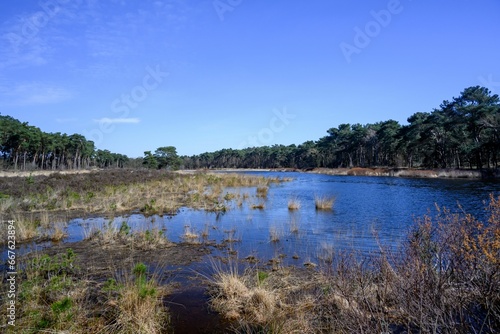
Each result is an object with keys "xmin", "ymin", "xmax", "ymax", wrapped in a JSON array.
[
  {"xmin": 25, "ymin": 239, "xmax": 229, "ymax": 333},
  {"xmin": 42, "ymin": 239, "xmax": 211, "ymax": 279},
  {"xmin": 308, "ymin": 167, "xmax": 500, "ymax": 179}
]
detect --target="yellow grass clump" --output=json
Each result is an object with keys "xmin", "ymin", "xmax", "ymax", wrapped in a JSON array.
[
  {"xmin": 314, "ymin": 196, "xmax": 336, "ymax": 211},
  {"xmin": 287, "ymin": 198, "xmax": 301, "ymax": 210}
]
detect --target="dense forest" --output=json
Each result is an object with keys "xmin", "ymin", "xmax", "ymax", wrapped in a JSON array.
[
  {"xmin": 183, "ymin": 86, "xmax": 500, "ymax": 170},
  {"xmin": 1, "ymin": 86, "xmax": 498, "ymax": 171},
  {"xmin": 0, "ymin": 115, "xmax": 129, "ymax": 170}
]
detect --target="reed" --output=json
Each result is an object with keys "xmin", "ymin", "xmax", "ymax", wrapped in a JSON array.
[
  {"xmin": 314, "ymin": 195, "xmax": 335, "ymax": 210},
  {"xmin": 287, "ymin": 198, "xmax": 301, "ymax": 210},
  {"xmin": 256, "ymin": 186, "xmax": 269, "ymax": 198},
  {"xmin": 251, "ymin": 201, "xmax": 265, "ymax": 210},
  {"xmin": 289, "ymin": 217, "xmax": 300, "ymax": 234},
  {"xmin": 182, "ymin": 225, "xmax": 200, "ymax": 244},
  {"xmin": 269, "ymin": 225, "xmax": 284, "ymax": 243}
]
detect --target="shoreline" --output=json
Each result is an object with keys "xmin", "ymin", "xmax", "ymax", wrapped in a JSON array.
[
  {"xmin": 209, "ymin": 167, "xmax": 500, "ymax": 179},
  {"xmin": 308, "ymin": 167, "xmax": 500, "ymax": 179},
  {"xmin": 1, "ymin": 166, "xmax": 499, "ymax": 179}
]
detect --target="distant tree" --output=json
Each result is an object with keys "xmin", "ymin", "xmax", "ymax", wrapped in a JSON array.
[
  {"xmin": 143, "ymin": 151, "xmax": 158, "ymax": 169},
  {"xmin": 154, "ymin": 146, "xmax": 181, "ymax": 170}
]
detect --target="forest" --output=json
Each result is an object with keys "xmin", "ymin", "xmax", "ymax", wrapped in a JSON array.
[
  {"xmin": 183, "ymin": 86, "xmax": 499, "ymax": 170},
  {"xmin": 0, "ymin": 115, "xmax": 128, "ymax": 170},
  {"xmin": 1, "ymin": 86, "xmax": 498, "ymax": 171}
]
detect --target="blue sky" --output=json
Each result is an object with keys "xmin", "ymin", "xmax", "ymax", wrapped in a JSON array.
[{"xmin": 1, "ymin": 0, "xmax": 499, "ymax": 157}]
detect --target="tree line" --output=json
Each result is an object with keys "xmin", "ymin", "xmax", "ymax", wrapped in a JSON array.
[
  {"xmin": 0, "ymin": 115, "xmax": 128, "ymax": 170},
  {"xmin": 182, "ymin": 86, "xmax": 499, "ymax": 170},
  {"xmin": 1, "ymin": 86, "xmax": 498, "ymax": 171}
]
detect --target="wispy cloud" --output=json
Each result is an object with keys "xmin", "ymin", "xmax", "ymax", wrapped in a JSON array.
[
  {"xmin": 0, "ymin": 82, "xmax": 73, "ymax": 106},
  {"xmin": 0, "ymin": 32, "xmax": 51, "ymax": 69},
  {"xmin": 0, "ymin": 0, "xmax": 81, "ymax": 70},
  {"xmin": 93, "ymin": 117, "xmax": 140, "ymax": 124}
]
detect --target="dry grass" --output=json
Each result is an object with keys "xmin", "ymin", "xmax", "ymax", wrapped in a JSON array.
[
  {"xmin": 0, "ymin": 170, "xmax": 288, "ymax": 219},
  {"xmin": 0, "ymin": 251, "xmax": 171, "ymax": 334},
  {"xmin": 1, "ymin": 169, "xmax": 286, "ymax": 245},
  {"xmin": 103, "ymin": 263, "xmax": 170, "ymax": 334},
  {"xmin": 314, "ymin": 196, "xmax": 335, "ymax": 211},
  {"xmin": 289, "ymin": 217, "xmax": 300, "ymax": 234},
  {"xmin": 201, "ymin": 223, "xmax": 211, "ymax": 239},
  {"xmin": 250, "ymin": 202, "xmax": 265, "ymax": 210},
  {"xmin": 256, "ymin": 186, "xmax": 269, "ymax": 198},
  {"xmin": 269, "ymin": 225, "xmax": 284, "ymax": 243},
  {"xmin": 11, "ymin": 213, "xmax": 38, "ymax": 241},
  {"xmin": 224, "ymin": 229, "xmax": 240, "ymax": 243},
  {"xmin": 288, "ymin": 198, "xmax": 301, "ymax": 210},
  {"xmin": 182, "ymin": 225, "xmax": 201, "ymax": 244},
  {"xmin": 210, "ymin": 194, "xmax": 500, "ymax": 333},
  {"xmin": 209, "ymin": 260, "xmax": 319, "ymax": 333},
  {"xmin": 133, "ymin": 228, "xmax": 169, "ymax": 250},
  {"xmin": 49, "ymin": 222, "xmax": 68, "ymax": 242},
  {"xmin": 83, "ymin": 220, "xmax": 170, "ymax": 250},
  {"xmin": 0, "ymin": 212, "xmax": 68, "ymax": 244}
]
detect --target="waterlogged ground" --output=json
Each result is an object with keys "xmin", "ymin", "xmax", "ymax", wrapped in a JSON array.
[
  {"xmin": 3, "ymin": 171, "xmax": 498, "ymax": 333},
  {"xmin": 66, "ymin": 171, "xmax": 497, "ymax": 261}
]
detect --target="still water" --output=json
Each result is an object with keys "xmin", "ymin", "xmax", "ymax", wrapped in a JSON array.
[{"xmin": 67, "ymin": 172, "xmax": 498, "ymax": 263}]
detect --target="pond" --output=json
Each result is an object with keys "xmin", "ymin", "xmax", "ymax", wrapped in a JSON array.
[{"xmin": 66, "ymin": 171, "xmax": 498, "ymax": 265}]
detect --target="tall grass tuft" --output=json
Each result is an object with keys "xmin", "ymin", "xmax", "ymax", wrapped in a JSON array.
[
  {"xmin": 208, "ymin": 194, "xmax": 500, "ymax": 333},
  {"xmin": 289, "ymin": 217, "xmax": 300, "ymax": 234},
  {"xmin": 182, "ymin": 225, "xmax": 200, "ymax": 244},
  {"xmin": 103, "ymin": 262, "xmax": 170, "ymax": 334},
  {"xmin": 314, "ymin": 196, "xmax": 335, "ymax": 210},
  {"xmin": 269, "ymin": 225, "xmax": 284, "ymax": 243},
  {"xmin": 287, "ymin": 198, "xmax": 301, "ymax": 210},
  {"xmin": 256, "ymin": 186, "xmax": 269, "ymax": 198},
  {"xmin": 250, "ymin": 202, "xmax": 265, "ymax": 210}
]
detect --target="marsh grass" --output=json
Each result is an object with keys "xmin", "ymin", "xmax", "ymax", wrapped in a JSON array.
[
  {"xmin": 317, "ymin": 242, "xmax": 335, "ymax": 265},
  {"xmin": 224, "ymin": 228, "xmax": 240, "ymax": 243},
  {"xmin": 201, "ymin": 223, "xmax": 211, "ymax": 239},
  {"xmin": 208, "ymin": 260, "xmax": 318, "ymax": 333},
  {"xmin": 12, "ymin": 213, "xmax": 38, "ymax": 241},
  {"xmin": 0, "ymin": 250, "xmax": 171, "ymax": 334},
  {"xmin": 287, "ymin": 198, "xmax": 301, "ymax": 210},
  {"xmin": 182, "ymin": 225, "xmax": 201, "ymax": 244},
  {"xmin": 102, "ymin": 263, "xmax": 170, "ymax": 334},
  {"xmin": 210, "ymin": 194, "xmax": 500, "ymax": 333},
  {"xmin": 269, "ymin": 225, "xmax": 284, "ymax": 243},
  {"xmin": 0, "ymin": 212, "xmax": 69, "ymax": 244},
  {"xmin": 133, "ymin": 228, "xmax": 169, "ymax": 250},
  {"xmin": 314, "ymin": 196, "xmax": 336, "ymax": 211},
  {"xmin": 0, "ymin": 170, "xmax": 288, "ymax": 218},
  {"xmin": 256, "ymin": 186, "xmax": 269, "ymax": 198},
  {"xmin": 83, "ymin": 219, "xmax": 170, "ymax": 250},
  {"xmin": 1, "ymin": 249, "xmax": 91, "ymax": 333},
  {"xmin": 250, "ymin": 201, "xmax": 265, "ymax": 210},
  {"xmin": 48, "ymin": 222, "xmax": 68, "ymax": 242},
  {"xmin": 289, "ymin": 217, "xmax": 300, "ymax": 234}
]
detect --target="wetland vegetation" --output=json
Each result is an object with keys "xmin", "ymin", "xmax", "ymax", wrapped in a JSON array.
[
  {"xmin": 0, "ymin": 169, "xmax": 498, "ymax": 333},
  {"xmin": 0, "ymin": 85, "xmax": 498, "ymax": 332}
]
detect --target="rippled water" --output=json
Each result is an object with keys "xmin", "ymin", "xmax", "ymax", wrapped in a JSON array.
[{"xmin": 66, "ymin": 172, "xmax": 499, "ymax": 264}]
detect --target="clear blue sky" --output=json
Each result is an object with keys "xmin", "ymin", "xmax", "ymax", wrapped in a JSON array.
[{"xmin": 1, "ymin": 0, "xmax": 499, "ymax": 157}]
